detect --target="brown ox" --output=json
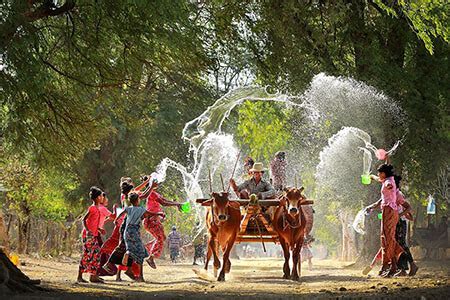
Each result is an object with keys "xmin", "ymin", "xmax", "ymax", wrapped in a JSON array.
[
  {"xmin": 273, "ymin": 187, "xmax": 310, "ymax": 281},
  {"xmin": 204, "ymin": 191, "xmax": 241, "ymax": 281}
]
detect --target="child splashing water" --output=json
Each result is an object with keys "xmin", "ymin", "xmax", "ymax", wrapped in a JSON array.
[
  {"xmin": 103, "ymin": 177, "xmax": 155, "ymax": 280},
  {"xmin": 364, "ymin": 164, "xmax": 404, "ymax": 277},
  {"xmin": 363, "ymin": 173, "xmax": 418, "ymax": 277},
  {"xmin": 141, "ymin": 175, "xmax": 182, "ymax": 269},
  {"xmin": 118, "ymin": 192, "xmax": 164, "ymax": 282},
  {"xmin": 77, "ymin": 186, "xmax": 104, "ymax": 283}
]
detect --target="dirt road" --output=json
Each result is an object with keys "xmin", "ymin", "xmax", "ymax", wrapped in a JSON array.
[{"xmin": 7, "ymin": 256, "xmax": 450, "ymax": 299}]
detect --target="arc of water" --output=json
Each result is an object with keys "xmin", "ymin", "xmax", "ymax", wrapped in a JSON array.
[
  {"xmin": 358, "ymin": 147, "xmax": 373, "ymax": 175},
  {"xmin": 386, "ymin": 140, "xmax": 401, "ymax": 156}
]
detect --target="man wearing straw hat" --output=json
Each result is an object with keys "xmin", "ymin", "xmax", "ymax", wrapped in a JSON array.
[{"xmin": 229, "ymin": 162, "xmax": 276, "ymax": 200}]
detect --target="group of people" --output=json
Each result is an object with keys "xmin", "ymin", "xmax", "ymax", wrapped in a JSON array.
[
  {"xmin": 76, "ymin": 151, "xmax": 314, "ymax": 283},
  {"xmin": 364, "ymin": 163, "xmax": 419, "ymax": 277},
  {"xmin": 77, "ymin": 151, "xmax": 422, "ymax": 282},
  {"xmin": 77, "ymin": 175, "xmax": 183, "ymax": 283}
]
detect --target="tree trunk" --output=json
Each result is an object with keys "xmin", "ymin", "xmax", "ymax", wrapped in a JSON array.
[
  {"xmin": 17, "ymin": 218, "xmax": 30, "ymax": 254},
  {"xmin": 0, "ymin": 249, "xmax": 42, "ymax": 293},
  {"xmin": 0, "ymin": 211, "xmax": 10, "ymax": 255},
  {"xmin": 348, "ymin": 1, "xmax": 370, "ymax": 77}
]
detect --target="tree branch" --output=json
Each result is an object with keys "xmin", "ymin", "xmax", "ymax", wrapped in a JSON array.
[{"xmin": 24, "ymin": 0, "xmax": 76, "ymax": 22}]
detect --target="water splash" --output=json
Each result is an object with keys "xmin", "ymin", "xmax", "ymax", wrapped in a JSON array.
[
  {"xmin": 153, "ymin": 86, "xmax": 310, "ymax": 230},
  {"xmin": 359, "ymin": 147, "xmax": 373, "ymax": 175},
  {"xmin": 148, "ymin": 73, "xmax": 407, "ymax": 240},
  {"xmin": 304, "ymin": 73, "xmax": 406, "ymax": 131}
]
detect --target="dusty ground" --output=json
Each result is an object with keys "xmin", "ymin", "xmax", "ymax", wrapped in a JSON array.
[{"xmin": 6, "ymin": 255, "xmax": 450, "ymax": 299}]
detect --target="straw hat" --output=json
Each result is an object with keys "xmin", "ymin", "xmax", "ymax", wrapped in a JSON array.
[{"xmin": 249, "ymin": 162, "xmax": 266, "ymax": 173}]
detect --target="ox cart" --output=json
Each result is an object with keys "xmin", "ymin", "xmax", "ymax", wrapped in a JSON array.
[
  {"xmin": 196, "ymin": 196, "xmax": 314, "ymax": 246},
  {"xmin": 195, "ymin": 188, "xmax": 314, "ymax": 281}
]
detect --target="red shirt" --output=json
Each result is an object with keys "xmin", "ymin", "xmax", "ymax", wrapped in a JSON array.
[
  {"xmin": 98, "ymin": 205, "xmax": 112, "ymax": 228},
  {"xmin": 146, "ymin": 191, "xmax": 163, "ymax": 213},
  {"xmin": 83, "ymin": 205, "xmax": 100, "ymax": 237}
]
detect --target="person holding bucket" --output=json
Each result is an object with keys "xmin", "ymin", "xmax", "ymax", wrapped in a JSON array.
[
  {"xmin": 140, "ymin": 175, "xmax": 183, "ymax": 269},
  {"xmin": 366, "ymin": 164, "xmax": 404, "ymax": 277}
]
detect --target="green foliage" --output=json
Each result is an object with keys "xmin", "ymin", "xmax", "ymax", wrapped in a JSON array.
[
  {"xmin": 236, "ymin": 101, "xmax": 291, "ymax": 162},
  {"xmin": 0, "ymin": 158, "xmax": 37, "ymax": 221},
  {"xmin": 0, "ymin": 0, "xmax": 448, "ymax": 257},
  {"xmin": 0, "ymin": 157, "xmax": 78, "ymax": 222},
  {"xmin": 373, "ymin": 0, "xmax": 449, "ymax": 54},
  {"xmin": 1, "ymin": 0, "xmax": 210, "ymax": 165},
  {"xmin": 32, "ymin": 170, "xmax": 81, "ymax": 221}
]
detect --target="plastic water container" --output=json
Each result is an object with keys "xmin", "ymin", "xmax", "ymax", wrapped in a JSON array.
[
  {"xmin": 427, "ymin": 195, "xmax": 436, "ymax": 215},
  {"xmin": 361, "ymin": 174, "xmax": 371, "ymax": 185},
  {"xmin": 377, "ymin": 213, "xmax": 382, "ymax": 220},
  {"xmin": 375, "ymin": 149, "xmax": 387, "ymax": 160},
  {"xmin": 180, "ymin": 202, "xmax": 191, "ymax": 214},
  {"xmin": 352, "ymin": 209, "xmax": 366, "ymax": 235}
]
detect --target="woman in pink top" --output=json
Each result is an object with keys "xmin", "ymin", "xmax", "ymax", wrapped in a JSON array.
[
  {"xmin": 370, "ymin": 164, "xmax": 404, "ymax": 277},
  {"xmin": 140, "ymin": 175, "xmax": 182, "ymax": 269},
  {"xmin": 364, "ymin": 175, "xmax": 416, "ymax": 276},
  {"xmin": 78, "ymin": 186, "xmax": 103, "ymax": 283}
]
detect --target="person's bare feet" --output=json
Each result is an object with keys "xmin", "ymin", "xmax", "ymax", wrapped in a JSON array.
[
  {"xmin": 394, "ymin": 269, "xmax": 408, "ymax": 277},
  {"xmin": 89, "ymin": 275, "xmax": 104, "ymax": 283},
  {"xmin": 77, "ymin": 277, "xmax": 88, "ymax": 283},
  {"xmin": 146, "ymin": 256, "xmax": 157, "ymax": 269},
  {"xmin": 125, "ymin": 268, "xmax": 136, "ymax": 280},
  {"xmin": 409, "ymin": 263, "xmax": 419, "ymax": 276},
  {"xmin": 122, "ymin": 251, "xmax": 130, "ymax": 266}
]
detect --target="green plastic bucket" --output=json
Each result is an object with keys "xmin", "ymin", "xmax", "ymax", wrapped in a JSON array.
[
  {"xmin": 180, "ymin": 201, "xmax": 191, "ymax": 213},
  {"xmin": 361, "ymin": 174, "xmax": 371, "ymax": 185},
  {"xmin": 377, "ymin": 213, "xmax": 382, "ymax": 220}
]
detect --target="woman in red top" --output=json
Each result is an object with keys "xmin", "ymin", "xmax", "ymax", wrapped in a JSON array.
[
  {"xmin": 141, "ymin": 175, "xmax": 182, "ymax": 269},
  {"xmin": 77, "ymin": 186, "xmax": 103, "ymax": 283}
]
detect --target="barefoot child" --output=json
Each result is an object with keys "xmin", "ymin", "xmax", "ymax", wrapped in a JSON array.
[
  {"xmin": 119, "ymin": 192, "xmax": 164, "ymax": 282},
  {"xmin": 102, "ymin": 177, "xmax": 154, "ymax": 280},
  {"xmin": 77, "ymin": 186, "xmax": 104, "ymax": 283},
  {"xmin": 142, "ymin": 176, "xmax": 182, "ymax": 269},
  {"xmin": 365, "ymin": 164, "xmax": 404, "ymax": 277}
]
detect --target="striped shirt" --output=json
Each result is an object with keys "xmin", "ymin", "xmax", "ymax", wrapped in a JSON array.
[{"xmin": 168, "ymin": 231, "xmax": 181, "ymax": 249}]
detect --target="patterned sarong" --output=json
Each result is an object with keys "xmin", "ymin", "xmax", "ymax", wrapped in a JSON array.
[
  {"xmin": 124, "ymin": 224, "xmax": 148, "ymax": 264},
  {"xmin": 79, "ymin": 234, "xmax": 101, "ymax": 274},
  {"xmin": 144, "ymin": 216, "xmax": 166, "ymax": 258},
  {"xmin": 105, "ymin": 215, "xmax": 140, "ymax": 277}
]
